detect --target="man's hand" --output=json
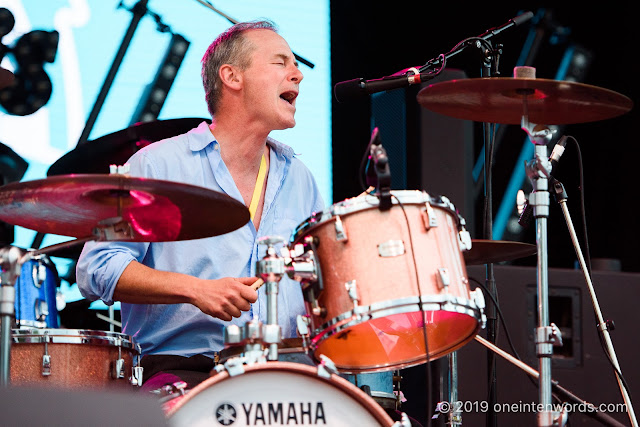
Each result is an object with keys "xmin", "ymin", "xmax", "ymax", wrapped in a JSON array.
[{"xmin": 192, "ymin": 276, "xmax": 258, "ymax": 321}]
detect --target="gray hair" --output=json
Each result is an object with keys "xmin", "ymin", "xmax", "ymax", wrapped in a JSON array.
[{"xmin": 201, "ymin": 20, "xmax": 278, "ymax": 116}]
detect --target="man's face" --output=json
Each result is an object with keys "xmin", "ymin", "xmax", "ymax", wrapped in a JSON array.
[{"xmin": 240, "ymin": 29, "xmax": 303, "ymax": 131}]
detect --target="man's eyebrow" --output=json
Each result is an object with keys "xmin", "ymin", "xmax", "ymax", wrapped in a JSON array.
[{"xmin": 275, "ymin": 53, "xmax": 299, "ymax": 68}]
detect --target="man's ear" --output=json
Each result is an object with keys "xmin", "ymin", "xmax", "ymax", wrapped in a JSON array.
[{"xmin": 219, "ymin": 64, "xmax": 242, "ymax": 90}]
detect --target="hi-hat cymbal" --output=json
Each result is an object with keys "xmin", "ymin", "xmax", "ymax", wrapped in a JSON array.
[
  {"xmin": 0, "ymin": 174, "xmax": 249, "ymax": 242},
  {"xmin": 48, "ymin": 118, "xmax": 208, "ymax": 176},
  {"xmin": 417, "ymin": 77, "xmax": 633, "ymax": 124},
  {"xmin": 464, "ymin": 240, "xmax": 536, "ymax": 265}
]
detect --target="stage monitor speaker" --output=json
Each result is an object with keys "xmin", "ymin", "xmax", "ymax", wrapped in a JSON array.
[
  {"xmin": 370, "ymin": 69, "xmax": 476, "ymax": 236},
  {"xmin": 459, "ymin": 265, "xmax": 638, "ymax": 426},
  {"xmin": 0, "ymin": 385, "xmax": 169, "ymax": 426}
]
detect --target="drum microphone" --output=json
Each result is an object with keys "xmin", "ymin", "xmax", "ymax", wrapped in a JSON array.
[
  {"xmin": 549, "ymin": 135, "xmax": 568, "ymax": 173},
  {"xmin": 518, "ymin": 135, "xmax": 569, "ymax": 228},
  {"xmin": 334, "ymin": 73, "xmax": 428, "ymax": 103}
]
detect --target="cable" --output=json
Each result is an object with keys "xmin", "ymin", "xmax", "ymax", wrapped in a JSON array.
[{"xmin": 392, "ymin": 194, "xmax": 433, "ymax": 427}]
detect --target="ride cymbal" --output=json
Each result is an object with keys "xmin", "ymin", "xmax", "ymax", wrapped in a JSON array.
[
  {"xmin": 464, "ymin": 240, "xmax": 536, "ymax": 265},
  {"xmin": 0, "ymin": 174, "xmax": 249, "ymax": 242},
  {"xmin": 417, "ymin": 77, "xmax": 633, "ymax": 124}
]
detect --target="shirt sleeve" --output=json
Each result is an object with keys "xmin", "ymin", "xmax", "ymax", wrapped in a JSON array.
[{"xmin": 75, "ymin": 149, "xmax": 158, "ymax": 305}]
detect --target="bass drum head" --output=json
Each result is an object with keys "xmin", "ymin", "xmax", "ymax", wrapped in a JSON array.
[{"xmin": 166, "ymin": 361, "xmax": 393, "ymax": 426}]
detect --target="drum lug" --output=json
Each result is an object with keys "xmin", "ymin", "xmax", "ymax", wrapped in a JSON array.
[
  {"xmin": 111, "ymin": 337, "xmax": 125, "ymax": 379},
  {"xmin": 345, "ymin": 280, "xmax": 360, "ymax": 317},
  {"xmin": 316, "ymin": 354, "xmax": 338, "ymax": 379},
  {"xmin": 130, "ymin": 366, "xmax": 144, "ymax": 387},
  {"xmin": 421, "ymin": 202, "xmax": 438, "ymax": 230},
  {"xmin": 296, "ymin": 315, "xmax": 312, "ymax": 354},
  {"xmin": 458, "ymin": 228, "xmax": 472, "ymax": 252},
  {"xmin": 224, "ymin": 356, "xmax": 246, "ymax": 377},
  {"xmin": 41, "ymin": 331, "xmax": 51, "ymax": 376},
  {"xmin": 34, "ymin": 298, "xmax": 49, "ymax": 322},
  {"xmin": 31, "ymin": 259, "xmax": 47, "ymax": 289},
  {"xmin": 436, "ymin": 268, "xmax": 451, "ymax": 290},
  {"xmin": 470, "ymin": 288, "xmax": 487, "ymax": 329},
  {"xmin": 334, "ymin": 215, "xmax": 348, "ymax": 242}
]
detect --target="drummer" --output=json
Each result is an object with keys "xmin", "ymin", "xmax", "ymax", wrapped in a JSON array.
[{"xmin": 76, "ymin": 20, "xmax": 324, "ymax": 391}]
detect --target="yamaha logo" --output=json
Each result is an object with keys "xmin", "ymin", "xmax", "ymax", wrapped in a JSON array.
[{"xmin": 216, "ymin": 403, "xmax": 237, "ymax": 425}]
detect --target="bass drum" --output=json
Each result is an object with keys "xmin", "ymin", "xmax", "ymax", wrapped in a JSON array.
[{"xmin": 165, "ymin": 361, "xmax": 394, "ymax": 426}]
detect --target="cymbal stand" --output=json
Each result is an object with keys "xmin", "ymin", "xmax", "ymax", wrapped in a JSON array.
[
  {"xmin": 474, "ymin": 335, "xmax": 626, "ymax": 427},
  {"xmin": 255, "ymin": 236, "xmax": 286, "ymax": 361},
  {"xmin": 550, "ymin": 179, "xmax": 638, "ymax": 426},
  {"xmin": 0, "ymin": 246, "xmax": 22, "ymax": 387},
  {"xmin": 521, "ymin": 110, "xmax": 564, "ymax": 426}
]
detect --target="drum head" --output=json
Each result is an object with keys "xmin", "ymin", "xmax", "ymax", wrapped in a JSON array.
[{"xmin": 167, "ymin": 361, "xmax": 393, "ymax": 426}]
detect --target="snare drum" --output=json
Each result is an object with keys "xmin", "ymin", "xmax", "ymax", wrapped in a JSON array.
[
  {"xmin": 164, "ymin": 361, "xmax": 394, "ymax": 426},
  {"xmin": 10, "ymin": 328, "xmax": 141, "ymax": 389},
  {"xmin": 15, "ymin": 255, "xmax": 60, "ymax": 328},
  {"xmin": 290, "ymin": 190, "xmax": 484, "ymax": 373}
]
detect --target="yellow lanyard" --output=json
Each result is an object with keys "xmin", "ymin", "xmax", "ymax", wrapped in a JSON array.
[{"xmin": 248, "ymin": 154, "xmax": 267, "ymax": 221}]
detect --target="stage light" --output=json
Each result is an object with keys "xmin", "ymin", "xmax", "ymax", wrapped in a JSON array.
[
  {"xmin": 0, "ymin": 8, "xmax": 59, "ymax": 116},
  {"xmin": 130, "ymin": 33, "xmax": 190, "ymax": 124}
]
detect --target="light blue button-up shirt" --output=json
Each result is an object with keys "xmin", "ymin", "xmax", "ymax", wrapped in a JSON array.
[{"xmin": 76, "ymin": 121, "xmax": 324, "ymax": 358}]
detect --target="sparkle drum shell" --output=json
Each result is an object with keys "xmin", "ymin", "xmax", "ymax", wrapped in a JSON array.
[
  {"xmin": 10, "ymin": 328, "xmax": 140, "ymax": 389},
  {"xmin": 164, "ymin": 361, "xmax": 394, "ymax": 426},
  {"xmin": 290, "ymin": 190, "xmax": 482, "ymax": 373}
]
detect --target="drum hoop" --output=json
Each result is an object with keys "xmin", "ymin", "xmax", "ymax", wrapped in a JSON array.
[
  {"xmin": 15, "ymin": 320, "xmax": 47, "ymax": 328},
  {"xmin": 290, "ymin": 190, "xmax": 461, "ymax": 245},
  {"xmin": 312, "ymin": 294, "xmax": 481, "ymax": 338},
  {"xmin": 166, "ymin": 361, "xmax": 393, "ymax": 424},
  {"xmin": 308, "ymin": 295, "xmax": 481, "ymax": 370},
  {"xmin": 11, "ymin": 328, "xmax": 139, "ymax": 351}
]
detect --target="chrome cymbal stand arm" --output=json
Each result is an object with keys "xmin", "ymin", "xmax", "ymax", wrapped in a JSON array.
[
  {"xmin": 256, "ymin": 236, "xmax": 286, "ymax": 361},
  {"xmin": 551, "ymin": 180, "xmax": 638, "ymax": 427},
  {"xmin": 0, "ymin": 246, "xmax": 23, "ymax": 387},
  {"xmin": 522, "ymin": 114, "xmax": 564, "ymax": 426}
]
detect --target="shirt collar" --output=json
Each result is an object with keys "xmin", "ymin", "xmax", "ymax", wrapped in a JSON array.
[{"xmin": 187, "ymin": 120, "xmax": 296, "ymax": 160}]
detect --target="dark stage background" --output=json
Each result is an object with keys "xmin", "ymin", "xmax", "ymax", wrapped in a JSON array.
[
  {"xmin": 330, "ymin": 4, "xmax": 639, "ymax": 426},
  {"xmin": 330, "ymin": 3, "xmax": 639, "ymax": 274}
]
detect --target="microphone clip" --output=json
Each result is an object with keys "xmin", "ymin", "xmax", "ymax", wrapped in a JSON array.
[{"xmin": 365, "ymin": 128, "xmax": 392, "ymax": 211}]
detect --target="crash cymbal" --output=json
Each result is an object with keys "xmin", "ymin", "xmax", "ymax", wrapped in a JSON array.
[
  {"xmin": 464, "ymin": 240, "xmax": 536, "ymax": 265},
  {"xmin": 417, "ymin": 77, "xmax": 633, "ymax": 124},
  {"xmin": 0, "ymin": 174, "xmax": 249, "ymax": 242},
  {"xmin": 47, "ymin": 118, "xmax": 209, "ymax": 176}
]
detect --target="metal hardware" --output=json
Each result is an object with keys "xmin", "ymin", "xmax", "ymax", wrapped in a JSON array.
[
  {"xmin": 334, "ymin": 216, "xmax": 347, "ymax": 242},
  {"xmin": 41, "ymin": 331, "xmax": 51, "ymax": 376},
  {"xmin": 377, "ymin": 240, "xmax": 405, "ymax": 257}
]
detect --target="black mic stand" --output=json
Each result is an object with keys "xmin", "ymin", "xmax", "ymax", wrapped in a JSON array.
[
  {"xmin": 550, "ymin": 178, "xmax": 638, "ymax": 426},
  {"xmin": 191, "ymin": 0, "xmax": 315, "ymax": 69}
]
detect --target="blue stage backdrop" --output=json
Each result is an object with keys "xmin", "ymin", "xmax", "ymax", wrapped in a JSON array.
[{"xmin": 0, "ymin": 0, "xmax": 331, "ymax": 307}]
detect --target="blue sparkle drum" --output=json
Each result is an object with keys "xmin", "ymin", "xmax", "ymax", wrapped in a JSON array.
[{"xmin": 15, "ymin": 255, "xmax": 60, "ymax": 328}]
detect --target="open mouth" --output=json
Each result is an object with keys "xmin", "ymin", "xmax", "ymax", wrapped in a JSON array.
[{"xmin": 279, "ymin": 91, "xmax": 298, "ymax": 105}]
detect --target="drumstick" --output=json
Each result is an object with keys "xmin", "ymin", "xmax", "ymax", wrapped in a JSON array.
[{"xmin": 251, "ymin": 278, "xmax": 264, "ymax": 291}]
